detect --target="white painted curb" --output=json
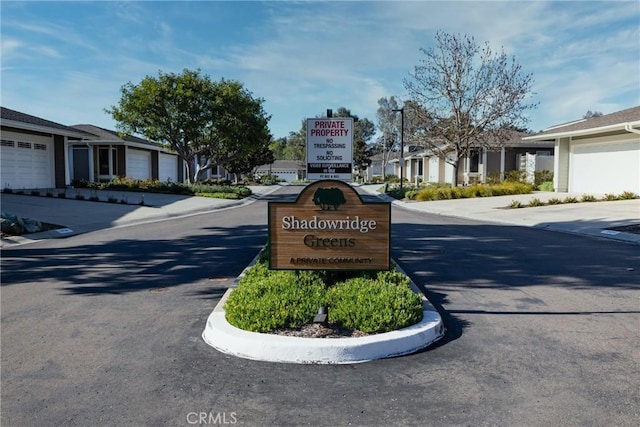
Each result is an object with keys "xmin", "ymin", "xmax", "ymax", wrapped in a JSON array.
[
  {"xmin": 202, "ymin": 297, "xmax": 444, "ymax": 364},
  {"xmin": 201, "ymin": 257, "xmax": 445, "ymax": 364}
]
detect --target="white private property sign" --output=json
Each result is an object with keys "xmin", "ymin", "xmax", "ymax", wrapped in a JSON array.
[{"xmin": 306, "ymin": 118, "xmax": 353, "ymax": 181}]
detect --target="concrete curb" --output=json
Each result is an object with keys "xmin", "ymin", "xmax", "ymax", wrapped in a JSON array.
[{"xmin": 201, "ymin": 256, "xmax": 445, "ymax": 364}]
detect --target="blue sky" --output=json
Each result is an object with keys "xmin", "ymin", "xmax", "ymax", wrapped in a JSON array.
[{"xmin": 2, "ymin": 1, "xmax": 639, "ymax": 140}]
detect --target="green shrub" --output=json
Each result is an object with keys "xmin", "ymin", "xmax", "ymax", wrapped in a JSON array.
[
  {"xmin": 3, "ymin": 187, "xmax": 13, "ymax": 194},
  {"xmin": 603, "ymin": 193, "xmax": 619, "ymax": 201},
  {"xmin": 367, "ymin": 176, "xmax": 385, "ymax": 184},
  {"xmin": 563, "ymin": 196, "xmax": 578, "ymax": 203},
  {"xmin": 98, "ymin": 176, "xmax": 252, "ymax": 199},
  {"xmin": 528, "ymin": 198, "xmax": 545, "ymax": 207},
  {"xmin": 224, "ymin": 264, "xmax": 326, "ymax": 332},
  {"xmin": 547, "ymin": 198, "xmax": 562, "ymax": 205},
  {"xmin": 581, "ymin": 194, "xmax": 597, "ymax": 202},
  {"xmin": 195, "ymin": 192, "xmax": 242, "ymax": 199},
  {"xmin": 620, "ymin": 191, "xmax": 638, "ymax": 200},
  {"xmin": 534, "ymin": 170, "xmax": 554, "ymax": 187},
  {"xmin": 57, "ymin": 192, "xmax": 66, "ymax": 198},
  {"xmin": 30, "ymin": 190, "xmax": 40, "ymax": 196},
  {"xmin": 414, "ymin": 182, "xmax": 532, "ymax": 201},
  {"xmin": 449, "ymin": 187, "xmax": 464, "ymax": 199},
  {"xmin": 504, "ymin": 170, "xmax": 527, "ymax": 183},
  {"xmin": 415, "ymin": 187, "xmax": 436, "ymax": 201},
  {"xmin": 386, "ymin": 185, "xmax": 414, "ymax": 200},
  {"xmin": 223, "ymin": 258, "xmax": 423, "ymax": 334},
  {"xmin": 200, "ymin": 178, "xmax": 232, "ymax": 186},
  {"xmin": 485, "ymin": 171, "xmax": 502, "ymax": 185},
  {"xmin": 327, "ymin": 276, "xmax": 422, "ymax": 334},
  {"xmin": 509, "ymin": 200, "xmax": 524, "ymax": 208},
  {"xmin": 538, "ymin": 181, "xmax": 554, "ymax": 192}
]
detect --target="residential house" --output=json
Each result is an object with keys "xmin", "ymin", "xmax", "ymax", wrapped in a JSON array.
[
  {"xmin": 523, "ymin": 106, "xmax": 640, "ymax": 194},
  {"xmin": 70, "ymin": 124, "xmax": 181, "ymax": 183},
  {"xmin": 254, "ymin": 160, "xmax": 306, "ymax": 182},
  {"xmin": 1, "ymin": 107, "xmax": 93, "ymax": 189},
  {"xmin": 386, "ymin": 132, "xmax": 554, "ymax": 185},
  {"xmin": 0, "ymin": 106, "xmax": 194, "ymax": 189}
]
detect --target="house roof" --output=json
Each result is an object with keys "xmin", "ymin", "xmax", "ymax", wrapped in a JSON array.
[
  {"xmin": 70, "ymin": 124, "xmax": 175, "ymax": 154},
  {"xmin": 1, "ymin": 106, "xmax": 93, "ymax": 138},
  {"xmin": 255, "ymin": 160, "xmax": 305, "ymax": 172},
  {"xmin": 524, "ymin": 105, "xmax": 640, "ymax": 140},
  {"xmin": 369, "ymin": 152, "xmax": 401, "ymax": 161},
  {"xmin": 72, "ymin": 124, "xmax": 158, "ymax": 146}
]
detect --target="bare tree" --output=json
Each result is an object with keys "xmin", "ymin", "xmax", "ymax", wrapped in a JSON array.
[
  {"xmin": 375, "ymin": 97, "xmax": 401, "ymax": 176},
  {"xmin": 403, "ymin": 31, "xmax": 538, "ymax": 185}
]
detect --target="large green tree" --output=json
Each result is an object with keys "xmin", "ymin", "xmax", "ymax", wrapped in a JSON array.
[
  {"xmin": 334, "ymin": 107, "xmax": 375, "ymax": 179},
  {"xmin": 107, "ymin": 68, "xmax": 271, "ymax": 183},
  {"xmin": 403, "ymin": 31, "xmax": 537, "ymax": 185}
]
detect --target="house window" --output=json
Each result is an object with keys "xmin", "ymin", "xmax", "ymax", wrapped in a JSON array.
[
  {"xmin": 98, "ymin": 147, "xmax": 117, "ymax": 176},
  {"xmin": 469, "ymin": 151, "xmax": 479, "ymax": 173}
]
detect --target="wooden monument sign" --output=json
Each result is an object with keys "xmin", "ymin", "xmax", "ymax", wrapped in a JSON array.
[{"xmin": 268, "ymin": 180, "xmax": 391, "ymax": 270}]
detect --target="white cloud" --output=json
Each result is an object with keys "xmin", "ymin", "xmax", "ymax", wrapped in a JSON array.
[{"xmin": 1, "ymin": 1, "xmax": 638, "ymax": 139}]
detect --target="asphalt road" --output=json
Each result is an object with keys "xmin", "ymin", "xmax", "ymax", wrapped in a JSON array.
[{"xmin": 2, "ymin": 186, "xmax": 639, "ymax": 426}]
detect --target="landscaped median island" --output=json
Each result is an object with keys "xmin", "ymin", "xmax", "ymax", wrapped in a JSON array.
[
  {"xmin": 202, "ymin": 251, "xmax": 445, "ymax": 364},
  {"xmin": 224, "ymin": 253, "xmax": 423, "ymax": 335}
]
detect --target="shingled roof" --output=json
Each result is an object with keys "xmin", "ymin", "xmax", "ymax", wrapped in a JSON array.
[
  {"xmin": 71, "ymin": 124, "xmax": 161, "ymax": 147},
  {"xmin": 526, "ymin": 106, "xmax": 640, "ymax": 139},
  {"xmin": 1, "ymin": 106, "xmax": 94, "ymax": 137}
]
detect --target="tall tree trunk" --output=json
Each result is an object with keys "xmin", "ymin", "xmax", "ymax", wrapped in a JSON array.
[
  {"xmin": 452, "ymin": 157, "xmax": 462, "ymax": 187},
  {"xmin": 184, "ymin": 158, "xmax": 196, "ymax": 184}
]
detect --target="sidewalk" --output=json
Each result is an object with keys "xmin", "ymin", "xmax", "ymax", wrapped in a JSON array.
[
  {"xmin": 3, "ymin": 183, "xmax": 639, "ymax": 247},
  {"xmin": 359, "ymin": 184, "xmax": 640, "ymax": 245},
  {"xmin": 0, "ymin": 185, "xmax": 281, "ymax": 247}
]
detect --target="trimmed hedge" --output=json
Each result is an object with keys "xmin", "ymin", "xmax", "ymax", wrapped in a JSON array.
[
  {"xmin": 224, "ymin": 260, "xmax": 424, "ymax": 334},
  {"xmin": 327, "ymin": 277, "xmax": 423, "ymax": 334},
  {"xmin": 75, "ymin": 177, "xmax": 252, "ymax": 199},
  {"xmin": 410, "ymin": 182, "xmax": 533, "ymax": 201},
  {"xmin": 224, "ymin": 263, "xmax": 326, "ymax": 332}
]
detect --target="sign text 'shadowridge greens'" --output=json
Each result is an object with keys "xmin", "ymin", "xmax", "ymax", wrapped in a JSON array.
[{"xmin": 281, "ymin": 215, "xmax": 377, "ymax": 233}]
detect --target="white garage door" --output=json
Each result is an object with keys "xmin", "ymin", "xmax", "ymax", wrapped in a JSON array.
[
  {"xmin": 274, "ymin": 171, "xmax": 298, "ymax": 182},
  {"xmin": 126, "ymin": 148, "xmax": 151, "ymax": 180},
  {"xmin": 570, "ymin": 138, "xmax": 640, "ymax": 194},
  {"xmin": 0, "ymin": 131, "xmax": 54, "ymax": 189},
  {"xmin": 158, "ymin": 153, "xmax": 178, "ymax": 182}
]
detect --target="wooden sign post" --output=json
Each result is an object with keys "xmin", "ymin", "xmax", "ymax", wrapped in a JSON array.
[{"xmin": 268, "ymin": 180, "xmax": 391, "ymax": 270}]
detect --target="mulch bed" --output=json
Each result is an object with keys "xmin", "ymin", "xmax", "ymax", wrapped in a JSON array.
[{"xmin": 272, "ymin": 323, "xmax": 369, "ymax": 338}]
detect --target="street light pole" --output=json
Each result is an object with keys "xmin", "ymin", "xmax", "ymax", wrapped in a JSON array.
[{"xmin": 392, "ymin": 108, "xmax": 404, "ymax": 190}]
